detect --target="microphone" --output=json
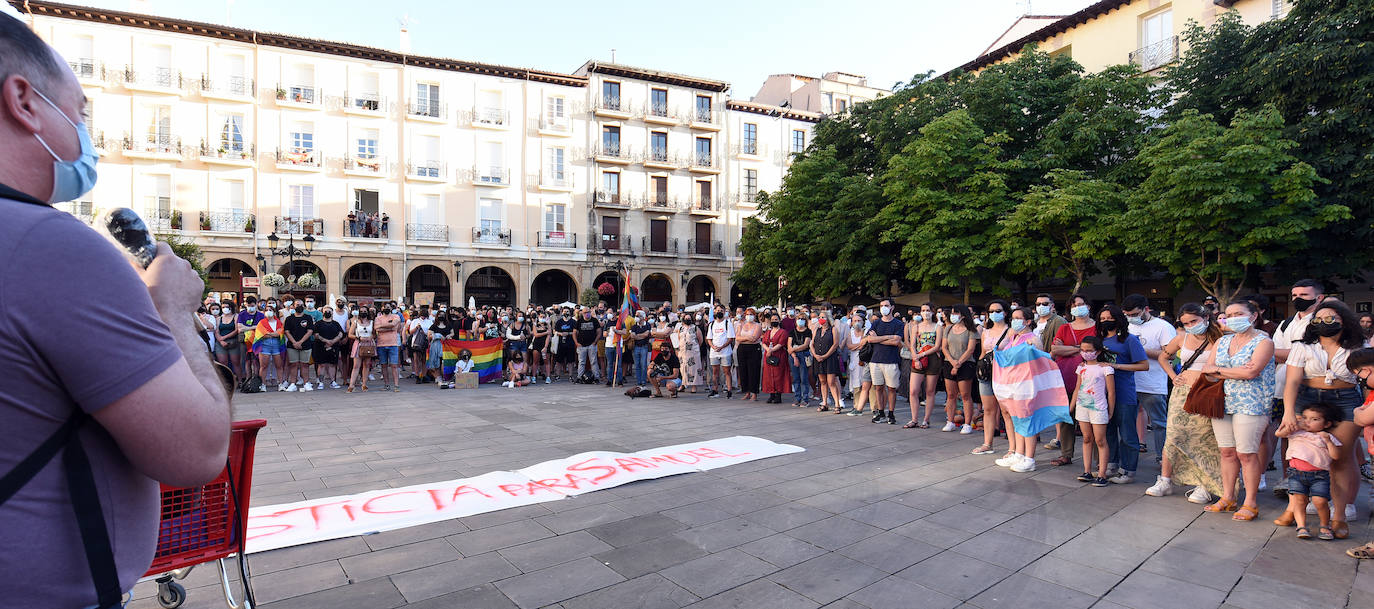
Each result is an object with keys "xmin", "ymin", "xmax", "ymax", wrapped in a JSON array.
[{"xmin": 104, "ymin": 207, "xmax": 158, "ymax": 269}]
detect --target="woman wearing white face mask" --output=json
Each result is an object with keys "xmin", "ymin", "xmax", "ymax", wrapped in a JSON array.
[{"xmin": 1150, "ymin": 303, "xmax": 1225, "ymax": 504}]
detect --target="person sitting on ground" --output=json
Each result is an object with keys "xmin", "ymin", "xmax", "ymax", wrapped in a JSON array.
[
  {"xmin": 649, "ymin": 346, "xmax": 683, "ymax": 398},
  {"xmin": 455, "ymin": 349, "xmax": 475, "ymax": 374},
  {"xmin": 504, "ymin": 353, "xmax": 531, "ymax": 387}
]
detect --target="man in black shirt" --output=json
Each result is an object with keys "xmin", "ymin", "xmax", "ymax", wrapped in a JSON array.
[
  {"xmin": 553, "ymin": 309, "xmax": 578, "ymax": 380},
  {"xmin": 284, "ymin": 304, "xmax": 315, "ymax": 391},
  {"xmin": 311, "ymin": 308, "xmax": 344, "ymax": 388},
  {"xmin": 574, "ymin": 309, "xmax": 602, "ymax": 382},
  {"xmin": 649, "ymin": 348, "xmax": 682, "ymax": 398},
  {"xmin": 631, "ymin": 312, "xmax": 652, "ymax": 385}
]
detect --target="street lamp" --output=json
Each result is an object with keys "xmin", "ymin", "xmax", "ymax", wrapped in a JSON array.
[
  {"xmin": 264, "ymin": 229, "xmax": 316, "ymax": 291},
  {"xmin": 603, "ymin": 259, "xmax": 633, "ymax": 307}
]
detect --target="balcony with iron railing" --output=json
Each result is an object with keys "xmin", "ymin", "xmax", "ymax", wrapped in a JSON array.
[
  {"xmin": 590, "ymin": 231, "xmax": 633, "ymax": 254},
  {"xmin": 641, "ymin": 148, "xmax": 683, "ymax": 170},
  {"xmin": 1129, "ymin": 35, "xmax": 1179, "ymax": 72},
  {"xmin": 536, "ymin": 171, "xmax": 574, "ymax": 191},
  {"xmin": 471, "ymin": 107, "xmax": 510, "ymax": 129},
  {"xmin": 593, "ymin": 95, "xmax": 632, "ymax": 118},
  {"xmin": 536, "ymin": 230, "xmax": 577, "ymax": 248},
  {"xmin": 276, "ymin": 85, "xmax": 322, "ymax": 109},
  {"xmin": 734, "ymin": 190, "xmax": 759, "ymax": 206},
  {"xmin": 123, "ymin": 132, "xmax": 183, "ymax": 160},
  {"xmin": 593, "ymin": 190, "xmax": 629, "ymax": 209},
  {"xmin": 275, "ymin": 216, "xmax": 325, "ymax": 236},
  {"xmin": 406, "ymin": 223, "xmax": 449, "ymax": 242},
  {"xmin": 407, "ymin": 160, "xmax": 446, "ymax": 183},
  {"xmin": 472, "ymin": 166, "xmax": 510, "ymax": 186},
  {"xmin": 69, "ymin": 58, "xmax": 105, "ymax": 85},
  {"xmin": 275, "ymin": 147, "xmax": 322, "ymax": 171},
  {"xmin": 407, "ymin": 100, "xmax": 447, "ymax": 121},
  {"xmin": 346, "ymin": 92, "xmax": 387, "ymax": 116},
  {"xmin": 124, "ymin": 66, "xmax": 183, "ymax": 94},
  {"xmin": 642, "ymin": 102, "xmax": 678, "ymax": 126},
  {"xmin": 57, "ymin": 200, "xmax": 96, "ymax": 224},
  {"xmin": 689, "ymin": 108, "xmax": 721, "ymax": 131},
  {"xmin": 537, "ymin": 114, "xmax": 571, "ymax": 135},
  {"xmin": 343, "ymin": 213, "xmax": 388, "ymax": 239},
  {"xmin": 731, "ymin": 142, "xmax": 762, "ymax": 158},
  {"xmin": 199, "ymin": 210, "xmax": 255, "ymax": 233},
  {"xmin": 689, "ymin": 154, "xmax": 721, "ymax": 174},
  {"xmin": 690, "ymin": 196, "xmax": 723, "ymax": 215},
  {"xmin": 199, "ymin": 140, "xmax": 256, "ymax": 166},
  {"xmin": 143, "ymin": 199, "xmax": 177, "ymax": 231},
  {"xmin": 641, "ymin": 236, "xmax": 680, "ymax": 257},
  {"xmin": 638, "ymin": 192, "xmax": 685, "ymax": 213},
  {"xmin": 472, "ymin": 227, "xmax": 512, "ymax": 246},
  {"xmin": 687, "ymin": 238, "xmax": 724, "ymax": 258},
  {"xmin": 591, "ymin": 144, "xmax": 632, "ymax": 164},
  {"xmin": 200, "ymin": 75, "xmax": 255, "ymax": 102},
  {"xmin": 344, "ymin": 155, "xmax": 386, "ymax": 177}
]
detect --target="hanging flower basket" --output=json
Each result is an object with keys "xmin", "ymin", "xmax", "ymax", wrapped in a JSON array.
[
  {"xmin": 262, "ymin": 273, "xmax": 286, "ymax": 288},
  {"xmin": 296, "ymin": 273, "xmax": 321, "ymax": 289},
  {"xmin": 597, "ymin": 282, "xmax": 615, "ymax": 296}
]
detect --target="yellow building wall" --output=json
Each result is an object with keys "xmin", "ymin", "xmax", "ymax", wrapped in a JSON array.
[{"xmin": 980, "ymin": 0, "xmax": 1282, "ymax": 74}]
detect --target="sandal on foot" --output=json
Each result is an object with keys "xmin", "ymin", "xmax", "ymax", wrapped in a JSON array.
[
  {"xmin": 918, "ymin": 420, "xmax": 931, "ymax": 429},
  {"xmin": 903, "ymin": 421, "xmax": 920, "ymax": 429},
  {"xmin": 1318, "ymin": 526, "xmax": 1334, "ymax": 541},
  {"xmin": 1346, "ymin": 542, "xmax": 1374, "ymax": 559},
  {"xmin": 1273, "ymin": 511, "xmax": 1296, "ymax": 527},
  {"xmin": 971, "ymin": 444, "xmax": 994, "ymax": 455},
  {"xmin": 1203, "ymin": 499, "xmax": 1238, "ymax": 513},
  {"xmin": 1295, "ymin": 527, "xmax": 1312, "ymax": 539},
  {"xmin": 1232, "ymin": 505, "xmax": 1259, "ymax": 521},
  {"xmin": 1331, "ymin": 520, "xmax": 1349, "ymax": 539},
  {"xmin": 1049, "ymin": 457, "xmax": 1072, "ymax": 467}
]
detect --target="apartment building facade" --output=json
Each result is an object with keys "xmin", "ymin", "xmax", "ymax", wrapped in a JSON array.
[
  {"xmin": 751, "ymin": 71, "xmax": 889, "ymax": 115},
  {"xmin": 12, "ymin": 0, "xmax": 820, "ymax": 309}
]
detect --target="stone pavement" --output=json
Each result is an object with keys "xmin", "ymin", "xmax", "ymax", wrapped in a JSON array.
[{"xmin": 129, "ymin": 383, "xmax": 1372, "ymax": 609}]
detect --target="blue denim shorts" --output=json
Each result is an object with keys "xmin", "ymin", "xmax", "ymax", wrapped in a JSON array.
[
  {"xmin": 1285, "ymin": 467, "xmax": 1331, "ymax": 500},
  {"xmin": 376, "ymin": 346, "xmax": 399, "ymax": 365}
]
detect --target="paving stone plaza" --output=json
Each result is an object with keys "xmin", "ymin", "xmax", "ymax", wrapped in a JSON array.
[{"xmin": 129, "ymin": 385, "xmax": 1372, "ymax": 609}]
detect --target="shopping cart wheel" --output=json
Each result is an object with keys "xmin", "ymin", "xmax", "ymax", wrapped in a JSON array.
[{"xmin": 156, "ymin": 580, "xmax": 186, "ymax": 609}]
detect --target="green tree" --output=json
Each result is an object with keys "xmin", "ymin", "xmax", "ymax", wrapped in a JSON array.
[
  {"xmin": 997, "ymin": 169, "xmax": 1123, "ymax": 295},
  {"xmin": 1118, "ymin": 107, "xmax": 1343, "ymax": 304},
  {"xmin": 155, "ymin": 233, "xmax": 211, "ymax": 296},
  {"xmin": 880, "ymin": 110, "xmax": 1017, "ymax": 301},
  {"xmin": 579, "ymin": 287, "xmax": 599, "ymax": 307}
]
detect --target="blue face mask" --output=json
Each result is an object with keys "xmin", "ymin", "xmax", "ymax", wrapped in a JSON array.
[
  {"xmin": 1010, "ymin": 319, "xmax": 1025, "ymax": 332},
  {"xmin": 1225, "ymin": 316, "xmax": 1252, "ymax": 333},
  {"xmin": 1185, "ymin": 321, "xmax": 1209, "ymax": 335},
  {"xmin": 1071, "ymin": 305, "xmax": 1090, "ymax": 318},
  {"xmin": 990, "ymin": 312, "xmax": 1005, "ymax": 324},
  {"xmin": 32, "ymin": 89, "xmax": 99, "ymax": 203}
]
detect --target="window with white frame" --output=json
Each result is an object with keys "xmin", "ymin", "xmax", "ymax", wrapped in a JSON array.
[
  {"xmin": 415, "ymin": 82, "xmax": 440, "ymax": 116},
  {"xmin": 70, "ymin": 35, "xmax": 94, "ymax": 78},
  {"xmin": 355, "ymin": 128, "xmax": 378, "ymax": 159},
  {"xmin": 481, "ymin": 141, "xmax": 503, "ymax": 182},
  {"xmin": 742, "ymin": 123, "xmax": 757, "ymax": 155},
  {"xmin": 356, "ymin": 72, "xmax": 381, "ymax": 109},
  {"xmin": 210, "ymin": 179, "xmax": 247, "ymax": 230},
  {"xmin": 150, "ymin": 105, "xmax": 172, "ymax": 146},
  {"xmin": 290, "ymin": 65, "xmax": 316, "ymax": 102},
  {"xmin": 546, "ymin": 95, "xmax": 565, "ymax": 119},
  {"xmin": 478, "ymin": 198, "xmax": 502, "ymax": 236},
  {"xmin": 413, "ymin": 193, "xmax": 441, "ymax": 225},
  {"xmin": 547, "ymin": 147, "xmax": 566, "ymax": 181},
  {"xmin": 415, "ymin": 135, "xmax": 440, "ymax": 176},
  {"xmin": 791, "ymin": 129, "xmax": 806, "ymax": 153},
  {"xmin": 149, "ymin": 45, "xmax": 172, "ymax": 86},
  {"xmin": 290, "ymin": 120, "xmax": 313, "ymax": 151},
  {"xmin": 288, "ymin": 184, "xmax": 315, "ymax": 218},
  {"xmin": 478, "ymin": 90, "xmax": 503, "ymax": 124},
  {"xmin": 220, "ymin": 114, "xmax": 245, "ymax": 152},
  {"xmin": 219, "ymin": 179, "xmax": 245, "ymax": 211},
  {"xmin": 743, "ymin": 169, "xmax": 758, "ymax": 202},
  {"xmin": 224, "ymin": 55, "xmax": 248, "ymax": 95},
  {"xmin": 152, "ymin": 175, "xmax": 171, "ymax": 211},
  {"xmin": 544, "ymin": 203, "xmax": 566, "ymax": 233}
]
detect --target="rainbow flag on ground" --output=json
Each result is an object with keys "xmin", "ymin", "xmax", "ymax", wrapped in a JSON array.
[
  {"xmin": 440, "ymin": 337, "xmax": 504, "ymax": 384},
  {"xmin": 992, "ymin": 343, "xmax": 1072, "ymax": 437}
]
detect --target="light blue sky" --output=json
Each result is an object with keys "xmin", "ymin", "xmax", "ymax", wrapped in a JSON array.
[{"xmin": 65, "ymin": 0, "xmax": 1093, "ymax": 95}]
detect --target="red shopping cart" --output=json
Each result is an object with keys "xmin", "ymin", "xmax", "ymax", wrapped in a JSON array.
[{"xmin": 142, "ymin": 419, "xmax": 266, "ymax": 609}]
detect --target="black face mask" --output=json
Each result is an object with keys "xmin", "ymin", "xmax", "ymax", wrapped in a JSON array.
[
  {"xmin": 715, "ymin": 313, "xmax": 724, "ymax": 320},
  {"xmin": 1359, "ymin": 372, "xmax": 1373, "ymax": 392},
  {"xmin": 295, "ymin": 306, "xmax": 305, "ymax": 314},
  {"xmin": 1292, "ymin": 297, "xmax": 1317, "ymax": 312},
  {"xmin": 771, "ymin": 321, "xmax": 780, "ymax": 328},
  {"xmin": 1313, "ymin": 321, "xmax": 1343, "ymax": 337},
  {"xmin": 1098, "ymin": 320, "xmax": 1117, "ymax": 333}
]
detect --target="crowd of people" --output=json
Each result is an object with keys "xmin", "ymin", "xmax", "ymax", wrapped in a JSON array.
[{"xmin": 197, "ymin": 280, "xmax": 1374, "ymax": 559}]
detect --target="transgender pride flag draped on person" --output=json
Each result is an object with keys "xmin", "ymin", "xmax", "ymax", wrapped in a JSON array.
[{"xmin": 992, "ymin": 343, "xmax": 1072, "ymax": 437}]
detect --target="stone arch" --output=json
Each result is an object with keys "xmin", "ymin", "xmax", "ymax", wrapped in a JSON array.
[
  {"xmin": 686, "ymin": 274, "xmax": 716, "ymax": 305},
  {"xmin": 531, "ymin": 269, "xmax": 578, "ymax": 306},
  {"xmin": 640, "ymin": 273, "xmax": 673, "ymax": 306},
  {"xmin": 206, "ymin": 257, "xmax": 257, "ymax": 306},
  {"xmin": 344, "ymin": 262, "xmax": 391, "ymax": 303},
  {"xmin": 407, "ymin": 264, "xmax": 452, "ymax": 306},
  {"xmin": 464, "ymin": 266, "xmax": 516, "ymax": 308}
]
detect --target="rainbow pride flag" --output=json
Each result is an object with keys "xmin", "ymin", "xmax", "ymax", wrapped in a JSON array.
[
  {"xmin": 440, "ymin": 337, "xmax": 504, "ymax": 384},
  {"xmin": 992, "ymin": 343, "xmax": 1072, "ymax": 437}
]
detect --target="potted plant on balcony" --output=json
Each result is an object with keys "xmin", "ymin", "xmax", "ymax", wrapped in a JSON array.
[
  {"xmin": 217, "ymin": 146, "xmax": 227, "ymax": 158},
  {"xmin": 275, "ymin": 87, "xmax": 287, "ymax": 100},
  {"xmin": 170, "ymin": 210, "xmax": 182, "ymax": 230},
  {"xmin": 244, "ymin": 216, "xmax": 255, "ymax": 233},
  {"xmin": 199, "ymin": 214, "xmax": 212, "ymax": 231}
]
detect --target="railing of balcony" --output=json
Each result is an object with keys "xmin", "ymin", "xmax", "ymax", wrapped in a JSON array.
[
  {"xmin": 596, "ymin": 95, "xmax": 623, "ymax": 112},
  {"xmin": 275, "ymin": 216, "xmax": 325, "ymax": 235},
  {"xmin": 641, "ymin": 236, "xmax": 679, "ymax": 255},
  {"xmin": 736, "ymin": 191, "xmax": 758, "ymax": 205},
  {"xmin": 474, "ymin": 166, "xmax": 510, "ymax": 185},
  {"xmin": 278, "ymin": 85, "xmax": 319, "ymax": 104},
  {"xmin": 590, "ymin": 231, "xmax": 633, "ymax": 253},
  {"xmin": 591, "ymin": 144, "xmax": 628, "ymax": 160},
  {"xmin": 144, "ymin": 200, "xmax": 175, "ymax": 231},
  {"xmin": 536, "ymin": 230, "xmax": 577, "ymax": 248},
  {"xmin": 406, "ymin": 223, "xmax": 448, "ymax": 242},
  {"xmin": 593, "ymin": 190, "xmax": 624, "ymax": 206},
  {"xmin": 1129, "ymin": 36, "xmax": 1179, "ymax": 72},
  {"xmin": 691, "ymin": 108, "xmax": 717, "ymax": 124},
  {"xmin": 125, "ymin": 132, "xmax": 182, "ymax": 155},
  {"xmin": 343, "ymin": 213, "xmax": 388, "ymax": 238},
  {"xmin": 691, "ymin": 154, "xmax": 717, "ymax": 169},
  {"xmin": 408, "ymin": 160, "xmax": 444, "ymax": 179},
  {"xmin": 70, "ymin": 58, "xmax": 103, "ymax": 81},
  {"xmin": 732, "ymin": 143, "xmax": 760, "ymax": 156},
  {"xmin": 540, "ymin": 171, "xmax": 573, "ymax": 189},
  {"xmin": 349, "ymin": 92, "xmax": 385, "ymax": 112},
  {"xmin": 471, "ymin": 227, "xmax": 512, "ymax": 245},
  {"xmin": 472, "ymin": 107, "xmax": 509, "ymax": 127},
  {"xmin": 200, "ymin": 140, "xmax": 255, "ymax": 160},
  {"xmin": 125, "ymin": 66, "xmax": 182, "ymax": 89},
  {"xmin": 687, "ymin": 238, "xmax": 723, "ymax": 257},
  {"xmin": 200, "ymin": 75, "xmax": 254, "ymax": 97},
  {"xmin": 540, "ymin": 115, "xmax": 571, "ymax": 131},
  {"xmin": 408, "ymin": 101, "xmax": 446, "ymax": 118},
  {"xmin": 644, "ymin": 102, "xmax": 673, "ymax": 119},
  {"xmin": 641, "ymin": 192, "xmax": 683, "ymax": 212},
  {"xmin": 344, "ymin": 155, "xmax": 386, "ymax": 173},
  {"xmin": 276, "ymin": 147, "xmax": 321, "ymax": 167},
  {"xmin": 200, "ymin": 210, "xmax": 255, "ymax": 233}
]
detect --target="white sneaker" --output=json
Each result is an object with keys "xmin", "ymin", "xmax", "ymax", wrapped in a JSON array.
[
  {"xmin": 1145, "ymin": 476, "xmax": 1173, "ymax": 497},
  {"xmin": 1187, "ymin": 486, "xmax": 1212, "ymax": 504},
  {"xmin": 316, "ymin": 382, "xmax": 326, "ymax": 390},
  {"xmin": 368, "ymin": 374, "xmax": 376, "ymax": 381},
  {"xmin": 1011, "ymin": 457, "xmax": 1037, "ymax": 473},
  {"xmin": 260, "ymin": 383, "xmax": 267, "ymax": 392},
  {"xmin": 301, "ymin": 383, "xmax": 313, "ymax": 392},
  {"xmin": 284, "ymin": 383, "xmax": 296, "ymax": 392},
  {"xmin": 995, "ymin": 453, "xmax": 1021, "ymax": 468},
  {"xmin": 959, "ymin": 424, "xmax": 974, "ymax": 435},
  {"xmin": 545, "ymin": 377, "xmax": 551, "ymax": 384},
  {"xmin": 1258, "ymin": 476, "xmax": 1267, "ymax": 492},
  {"xmin": 330, "ymin": 381, "xmax": 341, "ymax": 389},
  {"xmin": 837, "ymin": 399, "xmax": 847, "ymax": 410},
  {"xmin": 1347, "ymin": 504, "xmax": 1357, "ymax": 520},
  {"xmin": 941, "ymin": 422, "xmax": 958, "ymax": 432}
]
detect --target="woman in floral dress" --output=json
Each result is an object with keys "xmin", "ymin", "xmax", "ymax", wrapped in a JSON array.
[
  {"xmin": 676, "ymin": 315, "xmax": 706, "ymax": 393},
  {"xmin": 1154, "ymin": 303, "xmax": 1224, "ymax": 503}
]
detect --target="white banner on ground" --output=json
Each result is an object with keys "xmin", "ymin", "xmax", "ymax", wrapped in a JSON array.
[{"xmin": 244, "ymin": 436, "xmax": 803, "ymax": 553}]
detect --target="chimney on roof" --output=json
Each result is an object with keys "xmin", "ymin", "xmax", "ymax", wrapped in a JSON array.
[{"xmin": 398, "ymin": 15, "xmax": 411, "ymax": 53}]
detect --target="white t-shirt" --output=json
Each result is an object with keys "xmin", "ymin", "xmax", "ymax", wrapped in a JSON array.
[
  {"xmin": 1274, "ymin": 311, "xmax": 1313, "ymax": 393},
  {"xmin": 1286, "ymin": 342, "xmax": 1358, "ymax": 385},
  {"xmin": 709, "ymin": 319, "xmax": 736, "ymax": 355},
  {"xmin": 1130, "ymin": 316, "xmax": 1177, "ymax": 395},
  {"xmin": 407, "ymin": 317, "xmax": 433, "ymax": 335}
]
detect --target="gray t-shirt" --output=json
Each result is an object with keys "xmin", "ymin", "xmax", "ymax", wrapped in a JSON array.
[{"xmin": 0, "ymin": 195, "xmax": 184, "ymax": 607}]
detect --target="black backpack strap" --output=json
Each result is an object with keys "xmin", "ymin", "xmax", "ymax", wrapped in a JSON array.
[{"xmin": 0, "ymin": 411, "xmax": 84, "ymax": 505}]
